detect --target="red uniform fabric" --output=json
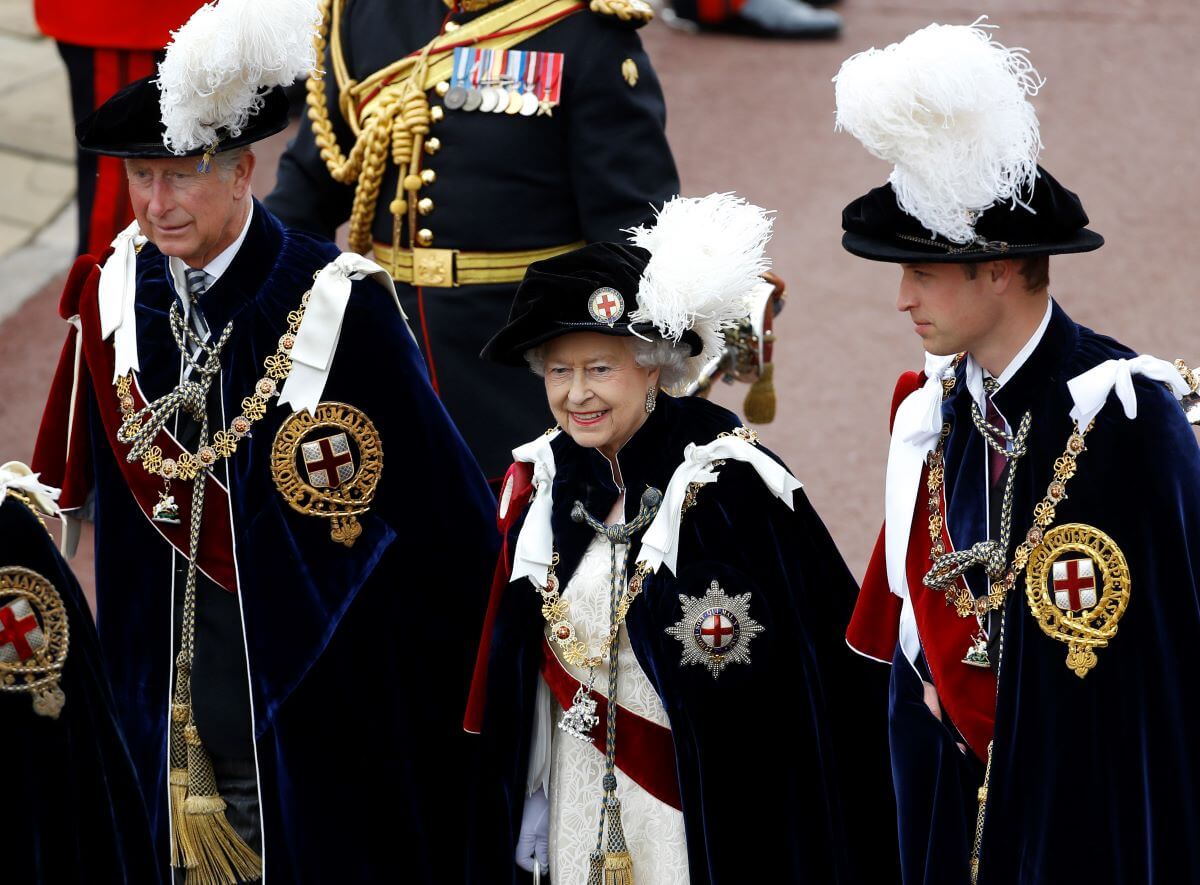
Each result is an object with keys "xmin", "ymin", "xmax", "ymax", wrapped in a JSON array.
[
  {"xmin": 847, "ymin": 369, "xmax": 997, "ymax": 760},
  {"xmin": 35, "ymin": 1, "xmax": 196, "ymax": 51},
  {"xmin": 695, "ymin": 0, "xmax": 749, "ymax": 22}
]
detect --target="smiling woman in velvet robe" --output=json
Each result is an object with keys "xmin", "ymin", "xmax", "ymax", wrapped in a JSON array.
[{"xmin": 464, "ymin": 195, "xmax": 897, "ymax": 884}]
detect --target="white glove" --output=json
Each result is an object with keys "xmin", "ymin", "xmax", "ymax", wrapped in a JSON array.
[{"xmin": 514, "ymin": 787, "xmax": 550, "ymax": 873}]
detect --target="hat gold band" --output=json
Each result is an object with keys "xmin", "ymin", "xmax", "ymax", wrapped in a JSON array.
[{"xmin": 371, "ymin": 241, "xmax": 585, "ymax": 287}]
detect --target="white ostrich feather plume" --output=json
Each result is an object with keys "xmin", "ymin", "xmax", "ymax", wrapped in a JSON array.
[
  {"xmin": 157, "ymin": 0, "xmax": 321, "ymax": 154},
  {"xmin": 626, "ymin": 193, "xmax": 773, "ymax": 389},
  {"xmin": 833, "ymin": 18, "xmax": 1044, "ymax": 244}
]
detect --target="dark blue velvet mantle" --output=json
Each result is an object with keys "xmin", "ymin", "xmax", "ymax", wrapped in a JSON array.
[
  {"xmin": 893, "ymin": 302, "xmax": 1200, "ymax": 884},
  {"xmin": 62, "ymin": 204, "xmax": 499, "ymax": 881},
  {"xmin": 468, "ymin": 393, "xmax": 898, "ymax": 884},
  {"xmin": 2, "ymin": 493, "xmax": 160, "ymax": 883}
]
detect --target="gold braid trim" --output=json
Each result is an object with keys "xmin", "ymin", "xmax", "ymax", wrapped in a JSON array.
[
  {"xmin": 589, "ymin": 0, "xmax": 653, "ymax": 24},
  {"xmin": 305, "ymin": 0, "xmax": 584, "ymax": 254}
]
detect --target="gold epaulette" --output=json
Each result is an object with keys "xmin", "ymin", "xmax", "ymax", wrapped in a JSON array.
[{"xmin": 589, "ymin": 0, "xmax": 653, "ymax": 27}]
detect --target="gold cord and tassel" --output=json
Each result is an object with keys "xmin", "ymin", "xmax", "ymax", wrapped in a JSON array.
[
  {"xmin": 179, "ymin": 724, "xmax": 262, "ymax": 885},
  {"xmin": 743, "ymin": 361, "xmax": 776, "ymax": 424},
  {"xmin": 167, "ymin": 426, "xmax": 260, "ymax": 882}
]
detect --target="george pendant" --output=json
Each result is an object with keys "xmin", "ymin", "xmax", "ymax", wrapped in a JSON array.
[
  {"xmin": 558, "ymin": 681, "xmax": 599, "ymax": 742},
  {"xmin": 152, "ymin": 489, "xmax": 181, "ymax": 524},
  {"xmin": 962, "ymin": 631, "xmax": 991, "ymax": 668}
]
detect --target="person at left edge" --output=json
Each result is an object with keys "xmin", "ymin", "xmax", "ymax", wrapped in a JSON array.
[
  {"xmin": 265, "ymin": 0, "xmax": 679, "ymax": 485},
  {"xmin": 0, "ymin": 462, "xmax": 160, "ymax": 884},
  {"xmin": 464, "ymin": 194, "xmax": 897, "ymax": 884},
  {"xmin": 31, "ymin": 2, "xmax": 498, "ymax": 881}
]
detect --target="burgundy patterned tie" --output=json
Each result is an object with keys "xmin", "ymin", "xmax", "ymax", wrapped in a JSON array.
[{"xmin": 985, "ymin": 392, "xmax": 1008, "ymax": 488}]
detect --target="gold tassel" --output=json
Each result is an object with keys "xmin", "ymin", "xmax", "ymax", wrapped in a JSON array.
[
  {"xmin": 179, "ymin": 724, "xmax": 262, "ymax": 885},
  {"xmin": 604, "ymin": 851, "xmax": 634, "ymax": 885},
  {"xmin": 743, "ymin": 362, "xmax": 776, "ymax": 425}
]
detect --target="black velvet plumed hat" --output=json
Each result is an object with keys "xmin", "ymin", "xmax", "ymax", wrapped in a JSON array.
[
  {"xmin": 76, "ymin": 75, "xmax": 289, "ymax": 158},
  {"xmin": 841, "ymin": 165, "xmax": 1104, "ymax": 263},
  {"xmin": 480, "ymin": 242, "xmax": 703, "ymax": 366},
  {"xmin": 833, "ymin": 20, "xmax": 1103, "ymax": 264},
  {"xmin": 77, "ymin": 0, "xmax": 316, "ymax": 159}
]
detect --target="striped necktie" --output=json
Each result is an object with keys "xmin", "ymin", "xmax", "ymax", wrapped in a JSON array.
[{"xmin": 181, "ymin": 266, "xmax": 212, "ymax": 367}]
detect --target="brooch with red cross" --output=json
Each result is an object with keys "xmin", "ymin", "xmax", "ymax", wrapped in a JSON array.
[
  {"xmin": 301, "ymin": 432, "xmax": 357, "ymax": 489},
  {"xmin": 587, "ymin": 287, "xmax": 625, "ymax": 325},
  {"xmin": 665, "ymin": 580, "xmax": 764, "ymax": 678},
  {"xmin": 271, "ymin": 402, "xmax": 383, "ymax": 548},
  {"xmin": 0, "ymin": 566, "xmax": 68, "ymax": 718}
]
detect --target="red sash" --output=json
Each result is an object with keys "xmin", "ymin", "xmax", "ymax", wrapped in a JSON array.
[
  {"xmin": 539, "ymin": 637, "xmax": 682, "ymax": 811},
  {"xmin": 848, "ymin": 371, "xmax": 996, "ymax": 760},
  {"xmin": 464, "ymin": 462, "xmax": 683, "ymax": 810},
  {"xmin": 33, "ymin": 256, "xmax": 238, "ymax": 593}
]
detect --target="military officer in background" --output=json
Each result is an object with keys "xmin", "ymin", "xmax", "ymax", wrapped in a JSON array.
[{"xmin": 266, "ymin": 0, "xmax": 679, "ymax": 483}]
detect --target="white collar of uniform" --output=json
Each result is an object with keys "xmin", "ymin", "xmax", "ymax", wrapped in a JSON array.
[
  {"xmin": 168, "ymin": 200, "xmax": 255, "ymax": 308},
  {"xmin": 964, "ymin": 297, "xmax": 1053, "ymax": 410}
]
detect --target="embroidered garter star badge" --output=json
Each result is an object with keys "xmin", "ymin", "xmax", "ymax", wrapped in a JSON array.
[
  {"xmin": 665, "ymin": 580, "xmax": 763, "ymax": 678},
  {"xmin": 0, "ymin": 567, "xmax": 68, "ymax": 718},
  {"xmin": 271, "ymin": 402, "xmax": 383, "ymax": 548},
  {"xmin": 1025, "ymin": 523, "xmax": 1130, "ymax": 678},
  {"xmin": 588, "ymin": 287, "xmax": 624, "ymax": 325}
]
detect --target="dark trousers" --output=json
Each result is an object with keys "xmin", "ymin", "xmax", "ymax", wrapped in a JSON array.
[{"xmin": 889, "ymin": 644, "xmax": 985, "ymax": 885}]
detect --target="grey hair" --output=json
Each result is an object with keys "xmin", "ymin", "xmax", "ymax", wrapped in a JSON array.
[
  {"xmin": 523, "ymin": 335, "xmax": 692, "ymax": 390},
  {"xmin": 211, "ymin": 146, "xmax": 251, "ymax": 180}
]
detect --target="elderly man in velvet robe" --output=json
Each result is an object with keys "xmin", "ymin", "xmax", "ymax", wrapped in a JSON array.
[{"xmin": 32, "ymin": 4, "xmax": 496, "ymax": 882}]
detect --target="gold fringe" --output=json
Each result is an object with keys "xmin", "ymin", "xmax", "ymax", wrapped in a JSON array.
[
  {"xmin": 604, "ymin": 850, "xmax": 634, "ymax": 884},
  {"xmin": 743, "ymin": 361, "xmax": 776, "ymax": 424},
  {"xmin": 179, "ymin": 806, "xmax": 262, "ymax": 885},
  {"xmin": 175, "ymin": 724, "xmax": 261, "ymax": 884},
  {"xmin": 169, "ymin": 768, "xmax": 191, "ymax": 870}
]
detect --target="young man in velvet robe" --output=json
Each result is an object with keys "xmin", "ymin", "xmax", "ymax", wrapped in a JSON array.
[
  {"xmin": 31, "ymin": 5, "xmax": 497, "ymax": 881},
  {"xmin": 835, "ymin": 21, "xmax": 1200, "ymax": 885}
]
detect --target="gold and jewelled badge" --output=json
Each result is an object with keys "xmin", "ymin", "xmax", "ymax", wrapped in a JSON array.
[
  {"xmin": 1025, "ymin": 523, "xmax": 1130, "ymax": 677},
  {"xmin": 270, "ymin": 402, "xmax": 383, "ymax": 547},
  {"xmin": 665, "ymin": 580, "xmax": 764, "ymax": 679},
  {"xmin": 0, "ymin": 566, "xmax": 68, "ymax": 718}
]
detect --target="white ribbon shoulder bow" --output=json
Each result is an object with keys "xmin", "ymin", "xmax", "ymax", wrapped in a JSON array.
[
  {"xmin": 97, "ymin": 220, "xmax": 148, "ymax": 382},
  {"xmin": 0, "ymin": 462, "xmax": 61, "ymax": 517},
  {"xmin": 884, "ymin": 352, "xmax": 957, "ymax": 599},
  {"xmin": 278, "ymin": 253, "xmax": 412, "ymax": 414},
  {"xmin": 509, "ymin": 431, "xmax": 562, "ymax": 587},
  {"xmin": 1067, "ymin": 355, "xmax": 1192, "ymax": 432},
  {"xmin": 636, "ymin": 434, "xmax": 802, "ymax": 576}
]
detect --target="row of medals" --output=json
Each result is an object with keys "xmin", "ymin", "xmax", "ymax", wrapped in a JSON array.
[{"xmin": 444, "ymin": 81, "xmax": 544, "ymax": 115}]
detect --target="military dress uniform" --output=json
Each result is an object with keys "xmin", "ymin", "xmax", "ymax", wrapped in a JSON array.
[{"xmin": 266, "ymin": 0, "xmax": 679, "ymax": 481}]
